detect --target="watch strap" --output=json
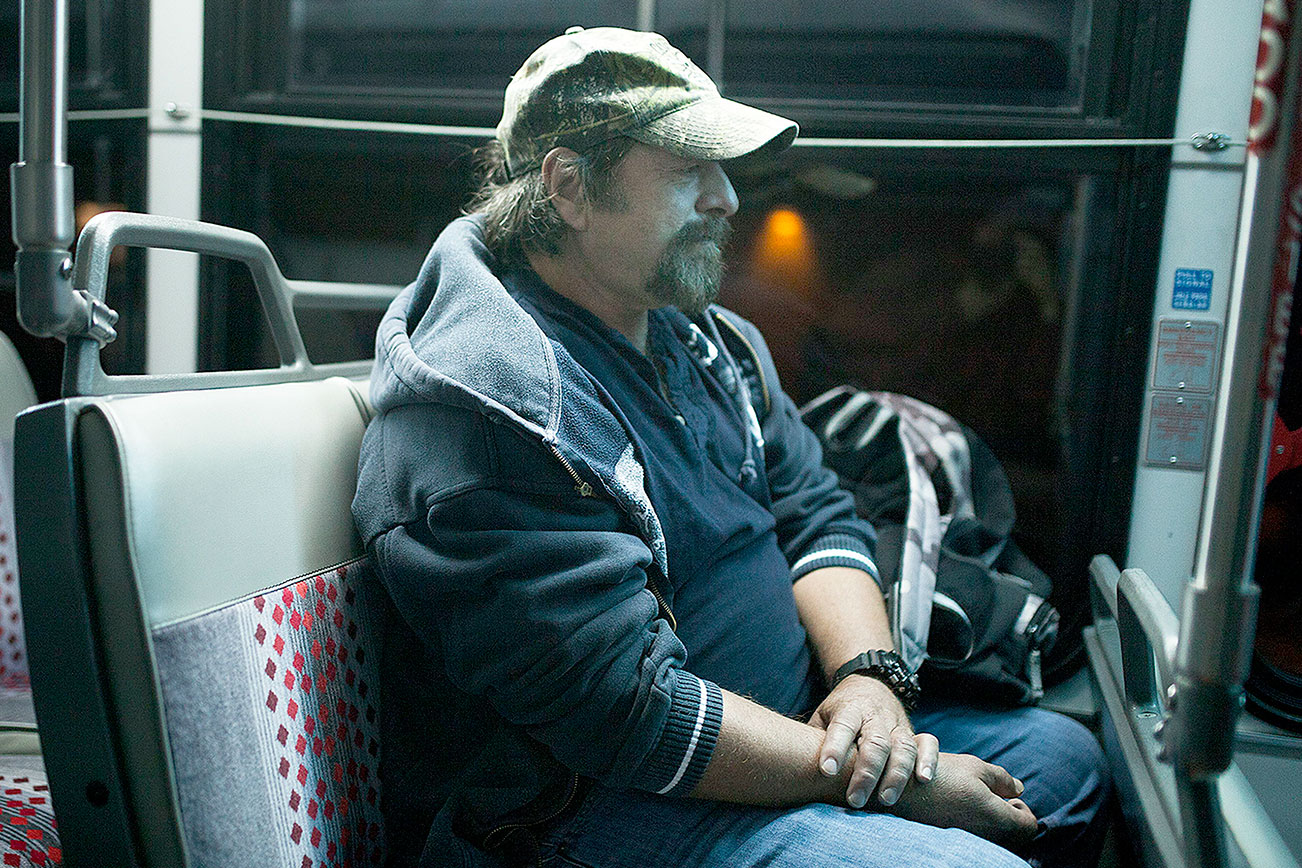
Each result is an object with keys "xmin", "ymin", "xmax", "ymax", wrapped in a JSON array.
[{"xmin": 830, "ymin": 650, "xmax": 921, "ymax": 711}]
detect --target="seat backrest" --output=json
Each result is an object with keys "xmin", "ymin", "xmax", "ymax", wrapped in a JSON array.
[
  {"xmin": 0, "ymin": 332, "xmax": 38, "ymax": 441},
  {"xmin": 20, "ymin": 375, "xmax": 385, "ymax": 868},
  {"xmin": 13, "ymin": 214, "xmax": 397, "ymax": 868},
  {"xmin": 0, "ymin": 331, "xmax": 38, "ymax": 689}
]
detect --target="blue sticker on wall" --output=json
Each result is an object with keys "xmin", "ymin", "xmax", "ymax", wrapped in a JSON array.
[{"xmin": 1173, "ymin": 268, "xmax": 1213, "ymax": 311}]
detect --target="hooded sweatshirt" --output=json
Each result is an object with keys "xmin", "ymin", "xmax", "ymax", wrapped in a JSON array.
[{"xmin": 352, "ymin": 215, "xmax": 878, "ymax": 865}]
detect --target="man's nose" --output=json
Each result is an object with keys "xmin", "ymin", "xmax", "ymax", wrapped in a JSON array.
[{"xmin": 697, "ymin": 162, "xmax": 739, "ymax": 218}]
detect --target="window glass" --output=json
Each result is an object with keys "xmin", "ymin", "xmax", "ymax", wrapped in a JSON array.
[
  {"xmin": 654, "ymin": 0, "xmax": 711, "ymax": 75},
  {"xmin": 0, "ymin": 0, "xmax": 139, "ymax": 112},
  {"xmin": 718, "ymin": 149, "xmax": 1103, "ymax": 581},
  {"xmin": 720, "ymin": 0, "xmax": 1089, "ymax": 108},
  {"xmin": 287, "ymin": 0, "xmax": 638, "ymax": 93},
  {"xmin": 212, "ymin": 130, "xmax": 480, "ymax": 368}
]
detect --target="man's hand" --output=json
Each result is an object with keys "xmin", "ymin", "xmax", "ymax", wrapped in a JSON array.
[
  {"xmin": 890, "ymin": 752, "xmax": 1038, "ymax": 847},
  {"xmin": 810, "ymin": 674, "xmax": 940, "ymax": 809}
]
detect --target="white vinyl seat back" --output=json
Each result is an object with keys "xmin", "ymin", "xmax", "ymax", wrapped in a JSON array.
[
  {"xmin": 0, "ymin": 331, "xmax": 38, "ymax": 690},
  {"xmin": 70, "ymin": 375, "xmax": 384, "ymax": 868},
  {"xmin": 79, "ymin": 377, "xmax": 370, "ymax": 625},
  {"xmin": 0, "ymin": 332, "xmax": 38, "ymax": 441}
]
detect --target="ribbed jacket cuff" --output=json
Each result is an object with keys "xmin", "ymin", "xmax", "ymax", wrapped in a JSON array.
[
  {"xmin": 790, "ymin": 532, "xmax": 880, "ymax": 585},
  {"xmin": 635, "ymin": 673, "xmax": 724, "ymax": 797}
]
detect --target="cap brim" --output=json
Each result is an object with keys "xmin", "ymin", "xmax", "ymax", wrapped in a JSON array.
[{"xmin": 627, "ymin": 96, "xmax": 798, "ymax": 164}]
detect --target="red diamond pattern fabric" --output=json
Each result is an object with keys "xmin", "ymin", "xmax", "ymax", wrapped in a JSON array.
[
  {"xmin": 0, "ymin": 769, "xmax": 60, "ymax": 867},
  {"xmin": 250, "ymin": 560, "xmax": 384, "ymax": 868},
  {"xmin": 153, "ymin": 556, "xmax": 384, "ymax": 866},
  {"xmin": 0, "ymin": 441, "xmax": 30, "ymax": 690}
]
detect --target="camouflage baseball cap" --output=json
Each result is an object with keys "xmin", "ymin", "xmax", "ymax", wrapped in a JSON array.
[{"xmin": 497, "ymin": 26, "xmax": 798, "ymax": 177}]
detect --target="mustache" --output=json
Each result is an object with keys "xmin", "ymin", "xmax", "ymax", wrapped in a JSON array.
[{"xmin": 675, "ymin": 216, "xmax": 733, "ymax": 248}]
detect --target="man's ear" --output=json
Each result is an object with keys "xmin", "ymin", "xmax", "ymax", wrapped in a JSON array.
[{"xmin": 540, "ymin": 147, "xmax": 589, "ymax": 231}]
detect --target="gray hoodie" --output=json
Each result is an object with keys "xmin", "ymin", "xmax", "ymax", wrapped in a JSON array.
[{"xmin": 352, "ymin": 215, "xmax": 875, "ymax": 865}]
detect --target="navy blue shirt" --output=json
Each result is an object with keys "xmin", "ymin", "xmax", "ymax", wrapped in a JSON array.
[{"xmin": 506, "ymin": 267, "xmax": 817, "ymax": 716}]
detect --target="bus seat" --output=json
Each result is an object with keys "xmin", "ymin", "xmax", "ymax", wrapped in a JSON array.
[
  {"xmin": 0, "ymin": 331, "xmax": 38, "ymax": 436},
  {"xmin": 18, "ymin": 375, "xmax": 383, "ymax": 868},
  {"xmin": 12, "ymin": 213, "xmax": 390, "ymax": 867},
  {"xmin": 1, "ymin": 330, "xmax": 38, "ymax": 694},
  {"xmin": 0, "ymin": 332, "xmax": 53, "ymax": 864},
  {"xmin": 0, "ymin": 756, "xmax": 56, "ymax": 868},
  {"xmin": 0, "ymin": 332, "xmax": 41, "ymax": 758}
]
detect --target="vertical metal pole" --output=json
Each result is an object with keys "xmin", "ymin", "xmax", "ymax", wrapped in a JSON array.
[
  {"xmin": 10, "ymin": 0, "xmax": 114, "ymax": 349},
  {"xmin": 636, "ymin": 0, "xmax": 656, "ymax": 33},
  {"xmin": 19, "ymin": 0, "xmax": 66, "ymax": 166},
  {"xmin": 706, "ymin": 0, "xmax": 725, "ymax": 88},
  {"xmin": 1163, "ymin": 2, "xmax": 1302, "ymax": 866},
  {"xmin": 9, "ymin": 0, "xmax": 81, "ymax": 339}
]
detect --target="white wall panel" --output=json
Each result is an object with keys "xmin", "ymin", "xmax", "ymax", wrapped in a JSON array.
[
  {"xmin": 1125, "ymin": 0, "xmax": 1264, "ymax": 607},
  {"xmin": 145, "ymin": 0, "xmax": 205, "ymax": 374}
]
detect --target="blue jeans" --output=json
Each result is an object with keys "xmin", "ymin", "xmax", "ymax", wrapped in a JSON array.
[{"xmin": 535, "ymin": 702, "xmax": 1110, "ymax": 868}]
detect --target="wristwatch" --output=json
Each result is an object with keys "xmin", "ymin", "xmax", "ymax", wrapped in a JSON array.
[{"xmin": 830, "ymin": 650, "xmax": 921, "ymax": 711}]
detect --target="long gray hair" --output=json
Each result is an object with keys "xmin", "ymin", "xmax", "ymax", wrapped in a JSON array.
[{"xmin": 465, "ymin": 137, "xmax": 634, "ymax": 260}]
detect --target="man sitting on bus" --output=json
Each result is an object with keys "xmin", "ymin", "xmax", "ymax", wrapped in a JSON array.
[{"xmin": 352, "ymin": 26, "xmax": 1109, "ymax": 868}]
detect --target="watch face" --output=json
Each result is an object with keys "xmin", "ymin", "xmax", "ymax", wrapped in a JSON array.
[
  {"xmin": 859, "ymin": 651, "xmax": 920, "ymax": 710},
  {"xmin": 832, "ymin": 651, "xmax": 919, "ymax": 709}
]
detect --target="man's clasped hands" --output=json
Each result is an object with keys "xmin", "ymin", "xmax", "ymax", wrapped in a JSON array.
[{"xmin": 811, "ymin": 674, "xmax": 1040, "ymax": 845}]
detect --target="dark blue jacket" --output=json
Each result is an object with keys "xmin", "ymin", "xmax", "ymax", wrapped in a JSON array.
[{"xmin": 351, "ymin": 216, "xmax": 876, "ymax": 865}]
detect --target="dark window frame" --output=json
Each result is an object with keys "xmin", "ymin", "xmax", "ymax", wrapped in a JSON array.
[{"xmin": 204, "ymin": 0, "xmax": 1188, "ymax": 140}]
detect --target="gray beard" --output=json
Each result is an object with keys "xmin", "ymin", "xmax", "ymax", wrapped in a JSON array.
[{"xmin": 646, "ymin": 216, "xmax": 733, "ymax": 316}]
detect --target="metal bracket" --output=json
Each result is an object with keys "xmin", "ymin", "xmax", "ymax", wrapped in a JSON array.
[
  {"xmin": 76, "ymin": 290, "xmax": 119, "ymax": 347},
  {"xmin": 1191, "ymin": 132, "xmax": 1233, "ymax": 151}
]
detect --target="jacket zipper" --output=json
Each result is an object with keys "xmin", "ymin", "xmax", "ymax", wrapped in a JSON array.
[
  {"xmin": 1021, "ymin": 601, "xmax": 1058, "ymax": 702},
  {"xmin": 548, "ymin": 442, "xmax": 594, "ymax": 498},
  {"xmin": 546, "ymin": 442, "xmax": 677, "ymax": 631},
  {"xmin": 643, "ymin": 577, "xmax": 677, "ymax": 632},
  {"xmin": 482, "ymin": 771, "xmax": 583, "ymax": 866}
]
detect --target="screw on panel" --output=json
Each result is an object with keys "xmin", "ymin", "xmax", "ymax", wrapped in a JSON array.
[
  {"xmin": 1178, "ymin": 381, "xmax": 1186, "ymax": 390},
  {"xmin": 164, "ymin": 102, "xmax": 191, "ymax": 120},
  {"xmin": 58, "ymin": 257, "xmax": 73, "ymax": 279},
  {"xmin": 1191, "ymin": 132, "xmax": 1231, "ymax": 151},
  {"xmin": 85, "ymin": 780, "xmax": 110, "ymax": 807},
  {"xmin": 1170, "ymin": 456, "xmax": 1179, "ymax": 464}
]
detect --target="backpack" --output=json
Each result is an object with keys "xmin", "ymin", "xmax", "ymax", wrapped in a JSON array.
[{"xmin": 801, "ymin": 386, "xmax": 1060, "ymax": 706}]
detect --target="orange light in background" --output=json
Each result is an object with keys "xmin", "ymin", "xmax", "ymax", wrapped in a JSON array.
[
  {"xmin": 751, "ymin": 207, "xmax": 821, "ymax": 297},
  {"xmin": 767, "ymin": 209, "xmax": 804, "ymax": 245}
]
